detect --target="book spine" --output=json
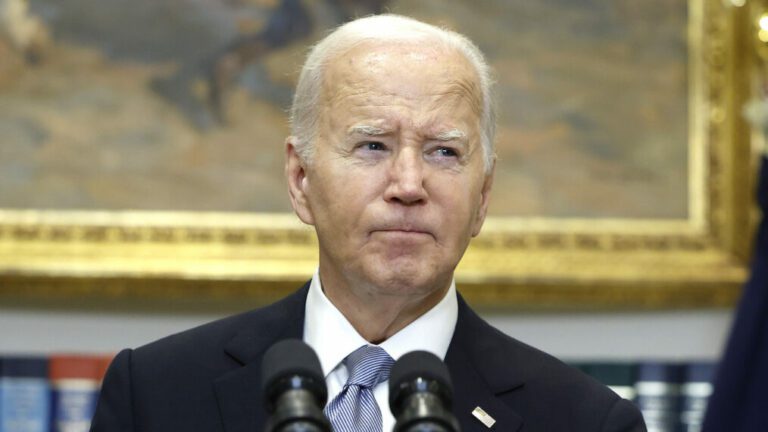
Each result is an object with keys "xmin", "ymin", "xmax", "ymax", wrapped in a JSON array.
[
  {"xmin": 50, "ymin": 379, "xmax": 101, "ymax": 432},
  {"xmin": 0, "ymin": 357, "xmax": 50, "ymax": 432},
  {"xmin": 679, "ymin": 362, "xmax": 716, "ymax": 432},
  {"xmin": 48, "ymin": 355, "xmax": 112, "ymax": 432},
  {"xmin": 635, "ymin": 362, "xmax": 683, "ymax": 432}
]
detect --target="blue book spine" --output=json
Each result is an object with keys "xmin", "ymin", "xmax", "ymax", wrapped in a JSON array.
[
  {"xmin": 49, "ymin": 379, "xmax": 100, "ymax": 432},
  {"xmin": 635, "ymin": 362, "xmax": 683, "ymax": 432},
  {"xmin": 0, "ymin": 357, "xmax": 50, "ymax": 432},
  {"xmin": 679, "ymin": 362, "xmax": 716, "ymax": 432}
]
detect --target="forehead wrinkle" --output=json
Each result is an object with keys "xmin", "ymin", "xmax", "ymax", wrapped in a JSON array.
[{"xmin": 430, "ymin": 78, "xmax": 483, "ymax": 120}]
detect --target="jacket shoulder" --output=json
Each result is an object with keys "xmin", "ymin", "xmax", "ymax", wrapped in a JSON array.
[
  {"xmin": 132, "ymin": 284, "xmax": 308, "ymax": 366},
  {"xmin": 90, "ymin": 286, "xmax": 309, "ymax": 432},
  {"xmin": 453, "ymin": 299, "xmax": 645, "ymax": 431}
]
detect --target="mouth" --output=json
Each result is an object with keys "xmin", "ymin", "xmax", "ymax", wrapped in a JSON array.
[
  {"xmin": 371, "ymin": 226, "xmax": 435, "ymax": 240},
  {"xmin": 378, "ymin": 229, "xmax": 430, "ymax": 235}
]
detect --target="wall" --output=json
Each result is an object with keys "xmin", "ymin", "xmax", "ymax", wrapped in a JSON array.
[{"xmin": 0, "ymin": 306, "xmax": 734, "ymax": 362}]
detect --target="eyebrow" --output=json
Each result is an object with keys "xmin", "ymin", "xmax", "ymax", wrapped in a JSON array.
[
  {"xmin": 346, "ymin": 125, "xmax": 467, "ymax": 142},
  {"xmin": 348, "ymin": 125, "xmax": 389, "ymax": 136},
  {"xmin": 435, "ymin": 128, "xmax": 466, "ymax": 141}
]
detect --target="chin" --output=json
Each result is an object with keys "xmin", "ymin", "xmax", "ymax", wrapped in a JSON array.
[{"xmin": 364, "ymin": 262, "xmax": 445, "ymax": 297}]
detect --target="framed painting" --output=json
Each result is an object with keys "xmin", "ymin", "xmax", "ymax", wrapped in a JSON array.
[{"xmin": 0, "ymin": 0, "xmax": 758, "ymax": 309}]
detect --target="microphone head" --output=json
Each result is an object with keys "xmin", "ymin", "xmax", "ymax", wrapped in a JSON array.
[
  {"xmin": 389, "ymin": 350, "xmax": 454, "ymax": 414},
  {"xmin": 262, "ymin": 339, "xmax": 327, "ymax": 411}
]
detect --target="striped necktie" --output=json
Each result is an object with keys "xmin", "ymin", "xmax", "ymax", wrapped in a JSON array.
[{"xmin": 324, "ymin": 345, "xmax": 394, "ymax": 432}]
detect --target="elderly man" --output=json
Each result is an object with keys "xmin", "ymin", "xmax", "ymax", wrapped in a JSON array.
[{"xmin": 91, "ymin": 14, "xmax": 645, "ymax": 432}]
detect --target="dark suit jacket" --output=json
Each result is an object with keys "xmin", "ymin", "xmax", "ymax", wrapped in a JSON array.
[{"xmin": 90, "ymin": 284, "xmax": 646, "ymax": 431}]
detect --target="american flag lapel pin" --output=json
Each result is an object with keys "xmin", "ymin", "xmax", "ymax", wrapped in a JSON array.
[{"xmin": 472, "ymin": 406, "xmax": 496, "ymax": 428}]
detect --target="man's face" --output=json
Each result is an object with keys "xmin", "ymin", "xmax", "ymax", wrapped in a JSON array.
[{"xmin": 287, "ymin": 41, "xmax": 493, "ymax": 299}]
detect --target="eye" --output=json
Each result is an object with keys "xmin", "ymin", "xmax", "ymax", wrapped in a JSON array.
[
  {"xmin": 360, "ymin": 141, "xmax": 386, "ymax": 151},
  {"xmin": 433, "ymin": 146, "xmax": 459, "ymax": 158}
]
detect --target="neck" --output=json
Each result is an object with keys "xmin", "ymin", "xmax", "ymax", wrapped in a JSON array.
[{"xmin": 319, "ymin": 271, "xmax": 451, "ymax": 344}]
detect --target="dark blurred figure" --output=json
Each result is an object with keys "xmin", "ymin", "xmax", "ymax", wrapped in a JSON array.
[{"xmin": 702, "ymin": 153, "xmax": 768, "ymax": 432}]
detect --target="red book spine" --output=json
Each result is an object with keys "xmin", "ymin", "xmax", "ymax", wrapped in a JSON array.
[{"xmin": 48, "ymin": 354, "xmax": 113, "ymax": 432}]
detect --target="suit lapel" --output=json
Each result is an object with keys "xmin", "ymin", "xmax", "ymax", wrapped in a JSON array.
[
  {"xmin": 213, "ymin": 284, "xmax": 309, "ymax": 432},
  {"xmin": 445, "ymin": 295, "xmax": 524, "ymax": 432},
  {"xmin": 212, "ymin": 286, "xmax": 526, "ymax": 432}
]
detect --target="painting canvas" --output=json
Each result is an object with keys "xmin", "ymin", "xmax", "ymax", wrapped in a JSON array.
[
  {"xmin": 1, "ymin": 0, "xmax": 752, "ymax": 309},
  {"xmin": 1, "ymin": 0, "xmax": 688, "ymax": 219}
]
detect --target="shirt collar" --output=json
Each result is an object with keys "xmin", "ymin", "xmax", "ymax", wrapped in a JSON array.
[{"xmin": 303, "ymin": 268, "xmax": 458, "ymax": 377}]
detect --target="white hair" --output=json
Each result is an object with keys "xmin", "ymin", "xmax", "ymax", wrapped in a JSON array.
[{"xmin": 289, "ymin": 14, "xmax": 496, "ymax": 172}]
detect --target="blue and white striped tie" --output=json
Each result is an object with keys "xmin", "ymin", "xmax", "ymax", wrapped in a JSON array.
[{"xmin": 324, "ymin": 345, "xmax": 394, "ymax": 432}]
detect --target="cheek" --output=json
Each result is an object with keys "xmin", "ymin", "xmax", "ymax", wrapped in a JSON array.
[
  {"xmin": 435, "ymin": 180, "xmax": 482, "ymax": 231},
  {"xmin": 309, "ymin": 170, "xmax": 373, "ymax": 221}
]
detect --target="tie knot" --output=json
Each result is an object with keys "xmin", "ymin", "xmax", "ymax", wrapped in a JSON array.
[{"xmin": 345, "ymin": 345, "xmax": 394, "ymax": 389}]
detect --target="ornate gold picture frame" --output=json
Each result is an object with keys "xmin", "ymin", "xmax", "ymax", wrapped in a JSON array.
[{"xmin": 0, "ymin": 0, "xmax": 758, "ymax": 310}]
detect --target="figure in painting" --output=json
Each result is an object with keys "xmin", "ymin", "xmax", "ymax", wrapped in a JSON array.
[
  {"xmin": 0, "ymin": 0, "xmax": 49, "ymax": 82},
  {"xmin": 153, "ymin": 0, "xmax": 389, "ymax": 128}
]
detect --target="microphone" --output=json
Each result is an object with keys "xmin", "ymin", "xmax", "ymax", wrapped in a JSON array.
[
  {"xmin": 262, "ymin": 339, "xmax": 331, "ymax": 432},
  {"xmin": 389, "ymin": 351, "xmax": 461, "ymax": 432}
]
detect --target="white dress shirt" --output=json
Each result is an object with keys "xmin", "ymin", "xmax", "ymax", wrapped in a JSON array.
[{"xmin": 303, "ymin": 269, "xmax": 458, "ymax": 432}]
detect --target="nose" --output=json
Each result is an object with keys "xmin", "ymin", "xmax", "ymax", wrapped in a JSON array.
[{"xmin": 383, "ymin": 147, "xmax": 428, "ymax": 205}]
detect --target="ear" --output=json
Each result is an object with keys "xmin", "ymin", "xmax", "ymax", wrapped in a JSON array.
[
  {"xmin": 285, "ymin": 137, "xmax": 315, "ymax": 226},
  {"xmin": 471, "ymin": 161, "xmax": 495, "ymax": 237}
]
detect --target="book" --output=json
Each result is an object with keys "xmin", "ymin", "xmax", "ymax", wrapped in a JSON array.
[
  {"xmin": 49, "ymin": 354, "xmax": 112, "ymax": 432},
  {"xmin": 680, "ymin": 362, "xmax": 716, "ymax": 432},
  {"xmin": 0, "ymin": 356, "xmax": 50, "ymax": 432},
  {"xmin": 635, "ymin": 362, "xmax": 683, "ymax": 432}
]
